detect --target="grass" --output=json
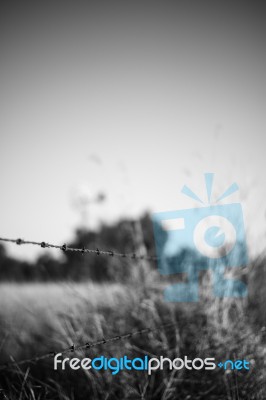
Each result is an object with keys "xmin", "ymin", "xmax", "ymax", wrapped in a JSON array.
[{"xmin": 0, "ymin": 263, "xmax": 265, "ymax": 400}]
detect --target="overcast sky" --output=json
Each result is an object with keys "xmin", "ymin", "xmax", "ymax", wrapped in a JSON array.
[{"xmin": 1, "ymin": 1, "xmax": 265, "ymax": 260}]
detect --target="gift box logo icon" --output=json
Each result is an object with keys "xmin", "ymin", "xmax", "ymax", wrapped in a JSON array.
[{"xmin": 152, "ymin": 173, "xmax": 248, "ymax": 302}]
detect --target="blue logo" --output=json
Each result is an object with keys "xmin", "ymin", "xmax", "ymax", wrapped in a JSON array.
[
  {"xmin": 152, "ymin": 173, "xmax": 248, "ymax": 302},
  {"xmin": 217, "ymin": 360, "xmax": 250, "ymax": 370}
]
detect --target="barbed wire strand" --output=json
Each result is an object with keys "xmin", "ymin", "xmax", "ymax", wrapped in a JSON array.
[
  {"xmin": 1, "ymin": 322, "xmax": 262, "ymax": 372},
  {"xmin": 0, "ymin": 237, "xmax": 159, "ymax": 261},
  {"xmin": 0, "ymin": 322, "xmax": 175, "ymax": 371}
]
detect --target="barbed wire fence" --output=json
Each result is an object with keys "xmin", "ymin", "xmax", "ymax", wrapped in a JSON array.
[
  {"xmin": 0, "ymin": 237, "xmax": 159, "ymax": 261},
  {"xmin": 0, "ymin": 236, "xmax": 264, "ymax": 374},
  {"xmin": 0, "ymin": 235, "xmax": 167, "ymax": 372},
  {"xmin": 0, "ymin": 323, "xmax": 176, "ymax": 371}
]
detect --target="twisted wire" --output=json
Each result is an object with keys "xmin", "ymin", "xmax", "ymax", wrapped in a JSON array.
[
  {"xmin": 0, "ymin": 237, "xmax": 158, "ymax": 261},
  {"xmin": 0, "ymin": 322, "xmax": 175, "ymax": 371}
]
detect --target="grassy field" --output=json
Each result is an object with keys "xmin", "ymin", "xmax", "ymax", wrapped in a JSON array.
[{"xmin": 0, "ymin": 265, "xmax": 265, "ymax": 400}]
